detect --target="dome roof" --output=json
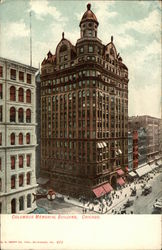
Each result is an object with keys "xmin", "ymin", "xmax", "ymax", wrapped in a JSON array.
[{"xmin": 80, "ymin": 3, "xmax": 98, "ymax": 26}]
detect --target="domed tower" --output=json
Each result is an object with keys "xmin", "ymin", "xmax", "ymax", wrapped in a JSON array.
[
  {"xmin": 80, "ymin": 3, "xmax": 99, "ymax": 38},
  {"xmin": 76, "ymin": 3, "xmax": 102, "ymax": 59}
]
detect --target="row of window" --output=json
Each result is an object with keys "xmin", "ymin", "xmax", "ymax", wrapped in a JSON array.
[
  {"xmin": 10, "ymin": 107, "xmax": 31, "ymax": 123},
  {"xmin": 0, "ymin": 154, "xmax": 31, "ymax": 171},
  {"xmin": 11, "ymin": 172, "xmax": 31, "ymax": 189},
  {"xmin": 10, "ymin": 132, "xmax": 31, "ymax": 145},
  {"xmin": 10, "ymin": 154, "xmax": 31, "ymax": 169},
  {"xmin": 0, "ymin": 66, "xmax": 32, "ymax": 84},
  {"xmin": 10, "ymin": 194, "xmax": 32, "ymax": 213},
  {"xmin": 10, "ymin": 86, "xmax": 31, "ymax": 103},
  {"xmin": 41, "ymin": 70, "xmax": 117, "ymax": 86}
]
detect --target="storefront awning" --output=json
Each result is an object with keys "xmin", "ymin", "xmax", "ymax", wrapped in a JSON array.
[
  {"xmin": 118, "ymin": 149, "xmax": 122, "ymax": 154},
  {"xmin": 92, "ymin": 186, "xmax": 106, "ymax": 198},
  {"xmin": 117, "ymin": 177, "xmax": 125, "ymax": 186},
  {"xmin": 135, "ymin": 164, "xmax": 152, "ymax": 177},
  {"xmin": 102, "ymin": 183, "xmax": 113, "ymax": 193},
  {"xmin": 117, "ymin": 169, "xmax": 124, "ymax": 176},
  {"xmin": 128, "ymin": 171, "xmax": 137, "ymax": 177}
]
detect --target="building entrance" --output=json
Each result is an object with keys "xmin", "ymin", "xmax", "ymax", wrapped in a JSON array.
[
  {"xmin": 11, "ymin": 198, "xmax": 16, "ymax": 213},
  {"xmin": 111, "ymin": 176, "xmax": 117, "ymax": 189}
]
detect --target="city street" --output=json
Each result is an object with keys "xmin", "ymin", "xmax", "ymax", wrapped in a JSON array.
[
  {"xmin": 113, "ymin": 172, "xmax": 162, "ymax": 214},
  {"xmin": 34, "ymin": 170, "xmax": 162, "ymax": 215}
]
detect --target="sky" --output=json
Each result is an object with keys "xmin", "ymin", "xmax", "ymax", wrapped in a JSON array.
[{"xmin": 0, "ymin": 0, "xmax": 161, "ymax": 118}]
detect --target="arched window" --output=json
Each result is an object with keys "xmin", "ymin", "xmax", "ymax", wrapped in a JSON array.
[
  {"xmin": 11, "ymin": 176, "xmax": 16, "ymax": 189},
  {"xmin": 10, "ymin": 86, "xmax": 16, "ymax": 101},
  {"xmin": 19, "ymin": 133, "xmax": 23, "ymax": 145},
  {"xmin": 27, "ymin": 194, "xmax": 31, "ymax": 208},
  {"xmin": 26, "ymin": 172, "xmax": 30, "ymax": 185},
  {"xmin": 11, "ymin": 198, "xmax": 16, "ymax": 213},
  {"xmin": 10, "ymin": 133, "xmax": 15, "ymax": 145},
  {"xmin": 18, "ymin": 108, "xmax": 24, "ymax": 123},
  {"xmin": 18, "ymin": 88, "xmax": 24, "ymax": 102},
  {"xmin": 19, "ymin": 155, "xmax": 23, "ymax": 168},
  {"xmin": 11, "ymin": 156, "xmax": 15, "ymax": 169},
  {"xmin": 10, "ymin": 107, "xmax": 16, "ymax": 122},
  {"xmin": 26, "ymin": 155, "xmax": 31, "ymax": 167},
  {"xmin": 19, "ymin": 174, "xmax": 24, "ymax": 187},
  {"xmin": 26, "ymin": 109, "xmax": 31, "ymax": 123},
  {"xmin": 26, "ymin": 133, "xmax": 30, "ymax": 144},
  {"xmin": 19, "ymin": 196, "xmax": 24, "ymax": 211},
  {"xmin": 26, "ymin": 89, "xmax": 31, "ymax": 103}
]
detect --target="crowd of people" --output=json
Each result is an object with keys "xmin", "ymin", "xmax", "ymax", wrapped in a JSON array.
[{"xmin": 79, "ymin": 169, "xmax": 160, "ymax": 214}]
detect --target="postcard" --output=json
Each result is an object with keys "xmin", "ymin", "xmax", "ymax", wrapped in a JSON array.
[{"xmin": 0, "ymin": 0, "xmax": 161, "ymax": 249}]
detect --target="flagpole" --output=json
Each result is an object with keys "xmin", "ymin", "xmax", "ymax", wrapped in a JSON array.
[{"xmin": 30, "ymin": 11, "xmax": 32, "ymax": 67}]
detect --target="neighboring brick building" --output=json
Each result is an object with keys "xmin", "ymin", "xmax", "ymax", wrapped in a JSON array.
[
  {"xmin": 133, "ymin": 130, "xmax": 138, "ymax": 170},
  {"xmin": 40, "ymin": 4, "xmax": 129, "ymax": 198},
  {"xmin": 129, "ymin": 115, "xmax": 160, "ymax": 163},
  {"xmin": 128, "ymin": 132, "xmax": 133, "ymax": 171},
  {"xmin": 0, "ymin": 57, "xmax": 38, "ymax": 213},
  {"xmin": 138, "ymin": 127, "xmax": 147, "ymax": 166},
  {"xmin": 128, "ymin": 128, "xmax": 147, "ymax": 178}
]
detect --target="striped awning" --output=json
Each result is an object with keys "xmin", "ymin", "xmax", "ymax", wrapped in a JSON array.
[{"xmin": 135, "ymin": 164, "xmax": 152, "ymax": 177}]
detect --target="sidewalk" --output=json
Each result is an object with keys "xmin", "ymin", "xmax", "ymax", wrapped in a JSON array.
[{"xmin": 62, "ymin": 171, "xmax": 161, "ymax": 214}]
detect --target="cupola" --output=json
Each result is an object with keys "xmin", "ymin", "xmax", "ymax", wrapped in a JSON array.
[{"xmin": 79, "ymin": 3, "xmax": 99, "ymax": 38}]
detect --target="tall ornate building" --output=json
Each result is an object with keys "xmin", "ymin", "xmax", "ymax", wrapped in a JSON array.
[
  {"xmin": 40, "ymin": 4, "xmax": 129, "ymax": 198},
  {"xmin": 0, "ymin": 57, "xmax": 38, "ymax": 213}
]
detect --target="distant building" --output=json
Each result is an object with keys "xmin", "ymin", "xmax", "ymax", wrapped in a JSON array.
[
  {"xmin": 138, "ymin": 127, "xmax": 147, "ymax": 166},
  {"xmin": 133, "ymin": 130, "xmax": 138, "ymax": 170},
  {"xmin": 129, "ymin": 115, "xmax": 160, "ymax": 163},
  {"xmin": 0, "ymin": 57, "xmax": 38, "ymax": 213},
  {"xmin": 128, "ymin": 132, "xmax": 133, "ymax": 171},
  {"xmin": 40, "ymin": 4, "xmax": 129, "ymax": 198}
]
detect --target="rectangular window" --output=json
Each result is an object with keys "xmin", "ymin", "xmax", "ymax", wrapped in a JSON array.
[
  {"xmin": 10, "ymin": 69, "xmax": 16, "ymax": 80},
  {"xmin": 19, "ymin": 71, "xmax": 24, "ymax": 81},
  {"xmin": 0, "ymin": 66, "xmax": 3, "ymax": 78},
  {"xmin": 88, "ymin": 46, "xmax": 94, "ymax": 53},
  {"xmin": 27, "ymin": 73, "xmax": 31, "ymax": 84},
  {"xmin": 80, "ymin": 47, "xmax": 84, "ymax": 53},
  {"xmin": 0, "ymin": 84, "xmax": 2, "ymax": 99},
  {"xmin": 0, "ymin": 106, "xmax": 2, "ymax": 122}
]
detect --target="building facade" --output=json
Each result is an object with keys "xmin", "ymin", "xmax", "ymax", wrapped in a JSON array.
[
  {"xmin": 128, "ymin": 132, "xmax": 133, "ymax": 171},
  {"xmin": 129, "ymin": 115, "xmax": 160, "ymax": 163},
  {"xmin": 0, "ymin": 57, "xmax": 38, "ymax": 213},
  {"xmin": 138, "ymin": 127, "xmax": 147, "ymax": 166},
  {"xmin": 133, "ymin": 130, "xmax": 138, "ymax": 170},
  {"xmin": 40, "ymin": 4, "xmax": 129, "ymax": 198}
]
